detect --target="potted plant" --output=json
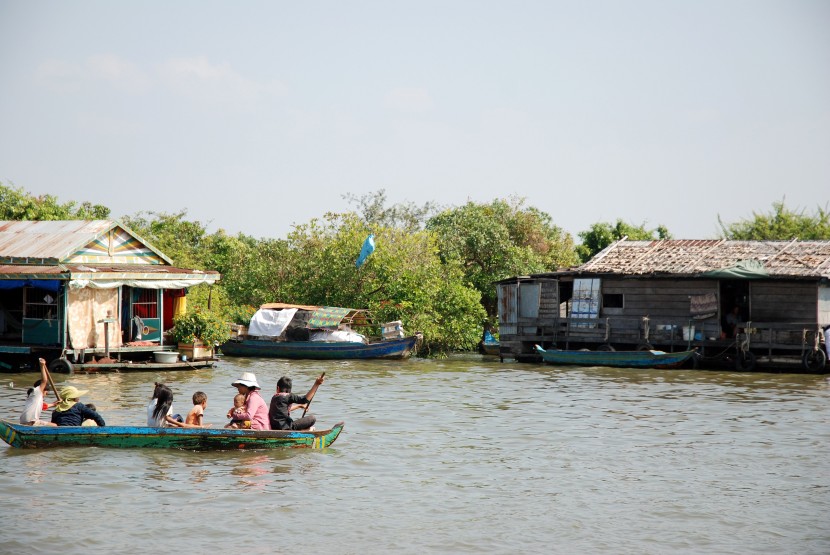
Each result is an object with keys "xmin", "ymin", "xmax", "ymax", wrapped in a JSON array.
[{"xmin": 169, "ymin": 310, "xmax": 230, "ymax": 360}]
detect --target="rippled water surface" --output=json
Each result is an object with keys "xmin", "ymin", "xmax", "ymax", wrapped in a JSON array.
[{"xmin": 1, "ymin": 356, "xmax": 828, "ymax": 554}]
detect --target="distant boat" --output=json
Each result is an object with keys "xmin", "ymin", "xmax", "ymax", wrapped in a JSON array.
[
  {"xmin": 477, "ymin": 325, "xmax": 499, "ymax": 356},
  {"xmin": 534, "ymin": 345, "xmax": 697, "ymax": 369},
  {"xmin": 221, "ymin": 335, "xmax": 420, "ymax": 360},
  {"xmin": 479, "ymin": 341, "xmax": 500, "ymax": 356},
  {"xmin": 0, "ymin": 419, "xmax": 344, "ymax": 450},
  {"xmin": 221, "ymin": 303, "xmax": 421, "ymax": 360}
]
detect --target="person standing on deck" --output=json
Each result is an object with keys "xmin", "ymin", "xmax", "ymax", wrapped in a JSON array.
[{"xmin": 231, "ymin": 372, "xmax": 270, "ymax": 430}]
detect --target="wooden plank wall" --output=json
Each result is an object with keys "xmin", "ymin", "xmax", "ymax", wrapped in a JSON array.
[
  {"xmin": 751, "ymin": 281, "xmax": 817, "ymax": 323},
  {"xmin": 602, "ymin": 278, "xmax": 718, "ymax": 321},
  {"xmin": 538, "ymin": 280, "xmax": 559, "ymax": 320}
]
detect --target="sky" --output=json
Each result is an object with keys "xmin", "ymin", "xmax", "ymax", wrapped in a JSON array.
[{"xmin": 1, "ymin": 1, "xmax": 828, "ymax": 242}]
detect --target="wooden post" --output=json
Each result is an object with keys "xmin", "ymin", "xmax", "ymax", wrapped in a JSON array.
[{"xmin": 97, "ymin": 310, "xmax": 117, "ymax": 358}]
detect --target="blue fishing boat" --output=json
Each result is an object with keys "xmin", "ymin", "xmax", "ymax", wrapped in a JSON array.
[
  {"xmin": 220, "ymin": 335, "xmax": 420, "ymax": 360},
  {"xmin": 535, "ymin": 345, "xmax": 697, "ymax": 368},
  {"xmin": 220, "ymin": 303, "xmax": 421, "ymax": 360},
  {"xmin": 0, "ymin": 419, "xmax": 344, "ymax": 450}
]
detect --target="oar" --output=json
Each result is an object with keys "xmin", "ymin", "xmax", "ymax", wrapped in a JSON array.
[
  {"xmin": 302, "ymin": 372, "xmax": 325, "ymax": 418},
  {"xmin": 43, "ymin": 361, "xmax": 63, "ymax": 403}
]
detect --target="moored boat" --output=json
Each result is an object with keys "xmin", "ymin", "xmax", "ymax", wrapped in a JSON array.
[
  {"xmin": 221, "ymin": 335, "xmax": 419, "ymax": 360},
  {"xmin": 535, "ymin": 344, "xmax": 697, "ymax": 369},
  {"xmin": 221, "ymin": 303, "xmax": 421, "ymax": 360},
  {"xmin": 0, "ymin": 419, "xmax": 344, "ymax": 450}
]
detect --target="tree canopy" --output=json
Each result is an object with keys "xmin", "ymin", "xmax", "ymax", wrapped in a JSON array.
[
  {"xmin": 718, "ymin": 200, "xmax": 830, "ymax": 240},
  {"xmin": 576, "ymin": 219, "xmax": 671, "ymax": 262},
  {"xmin": 426, "ymin": 197, "xmax": 578, "ymax": 317},
  {"xmin": 0, "ymin": 181, "xmax": 110, "ymax": 221}
]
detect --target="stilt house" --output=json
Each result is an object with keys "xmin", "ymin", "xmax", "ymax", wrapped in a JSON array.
[
  {"xmin": 0, "ymin": 220, "xmax": 220, "ymax": 370},
  {"xmin": 496, "ymin": 238, "xmax": 830, "ymax": 371}
]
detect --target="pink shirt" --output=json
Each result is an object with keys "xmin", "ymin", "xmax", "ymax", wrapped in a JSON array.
[{"xmin": 239, "ymin": 390, "xmax": 270, "ymax": 430}]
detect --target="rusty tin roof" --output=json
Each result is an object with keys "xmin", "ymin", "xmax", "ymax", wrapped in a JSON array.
[{"xmin": 547, "ymin": 239, "xmax": 830, "ymax": 279}]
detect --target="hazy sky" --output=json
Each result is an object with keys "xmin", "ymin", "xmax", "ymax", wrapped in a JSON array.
[{"xmin": 1, "ymin": 1, "xmax": 828, "ymax": 241}]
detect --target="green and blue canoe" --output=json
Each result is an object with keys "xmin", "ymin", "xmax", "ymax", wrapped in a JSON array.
[
  {"xmin": 0, "ymin": 420, "xmax": 344, "ymax": 451},
  {"xmin": 535, "ymin": 345, "xmax": 697, "ymax": 368}
]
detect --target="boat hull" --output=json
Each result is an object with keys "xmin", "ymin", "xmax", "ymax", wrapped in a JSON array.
[
  {"xmin": 220, "ymin": 336, "xmax": 419, "ymax": 360},
  {"xmin": 535, "ymin": 345, "xmax": 696, "ymax": 368},
  {"xmin": 479, "ymin": 341, "xmax": 500, "ymax": 356},
  {"xmin": 0, "ymin": 420, "xmax": 344, "ymax": 450}
]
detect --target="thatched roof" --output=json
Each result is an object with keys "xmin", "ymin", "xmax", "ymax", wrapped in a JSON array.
[{"xmin": 569, "ymin": 239, "xmax": 830, "ymax": 278}]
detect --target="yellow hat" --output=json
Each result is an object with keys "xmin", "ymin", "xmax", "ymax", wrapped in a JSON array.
[{"xmin": 59, "ymin": 386, "xmax": 88, "ymax": 400}]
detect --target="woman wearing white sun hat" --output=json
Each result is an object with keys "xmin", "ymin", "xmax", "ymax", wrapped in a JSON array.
[{"xmin": 231, "ymin": 372, "xmax": 270, "ymax": 430}]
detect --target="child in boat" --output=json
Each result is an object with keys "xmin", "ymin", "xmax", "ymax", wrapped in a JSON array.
[
  {"xmin": 225, "ymin": 393, "xmax": 250, "ymax": 428},
  {"xmin": 82, "ymin": 403, "xmax": 99, "ymax": 426},
  {"xmin": 147, "ymin": 383, "xmax": 184, "ymax": 427},
  {"xmin": 268, "ymin": 375, "xmax": 325, "ymax": 431},
  {"xmin": 20, "ymin": 358, "xmax": 58, "ymax": 426},
  {"xmin": 186, "ymin": 391, "xmax": 207, "ymax": 426}
]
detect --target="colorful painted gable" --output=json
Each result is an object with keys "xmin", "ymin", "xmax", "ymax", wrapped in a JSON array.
[{"xmin": 66, "ymin": 227, "xmax": 165, "ymax": 265}]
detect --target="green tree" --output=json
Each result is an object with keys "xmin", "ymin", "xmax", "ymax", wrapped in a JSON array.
[
  {"xmin": 0, "ymin": 181, "xmax": 110, "ymax": 220},
  {"xmin": 718, "ymin": 200, "xmax": 830, "ymax": 240},
  {"xmin": 282, "ymin": 212, "xmax": 487, "ymax": 353},
  {"xmin": 121, "ymin": 210, "xmax": 210, "ymax": 270},
  {"xmin": 426, "ymin": 197, "xmax": 577, "ymax": 317},
  {"xmin": 576, "ymin": 219, "xmax": 671, "ymax": 262},
  {"xmin": 343, "ymin": 189, "xmax": 440, "ymax": 232}
]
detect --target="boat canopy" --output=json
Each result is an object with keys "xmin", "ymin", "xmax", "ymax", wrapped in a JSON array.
[{"xmin": 258, "ymin": 303, "xmax": 375, "ymax": 328}]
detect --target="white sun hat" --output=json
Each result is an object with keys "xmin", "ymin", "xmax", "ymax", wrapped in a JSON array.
[{"xmin": 231, "ymin": 372, "xmax": 260, "ymax": 389}]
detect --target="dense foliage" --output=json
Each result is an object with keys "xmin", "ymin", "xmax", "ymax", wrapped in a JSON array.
[
  {"xmin": 216, "ymin": 212, "xmax": 487, "ymax": 353},
  {"xmin": 426, "ymin": 197, "xmax": 578, "ymax": 316},
  {"xmin": 576, "ymin": 219, "xmax": 672, "ymax": 262},
  {"xmin": 0, "ymin": 182, "xmax": 110, "ymax": 220},
  {"xmin": 718, "ymin": 200, "xmax": 830, "ymax": 240},
  {"xmin": 169, "ymin": 309, "xmax": 231, "ymax": 346}
]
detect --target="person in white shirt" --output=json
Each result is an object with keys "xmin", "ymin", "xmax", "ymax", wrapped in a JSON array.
[{"xmin": 20, "ymin": 358, "xmax": 58, "ymax": 426}]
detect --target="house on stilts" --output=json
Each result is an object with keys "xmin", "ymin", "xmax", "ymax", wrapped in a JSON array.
[
  {"xmin": 496, "ymin": 238, "xmax": 830, "ymax": 372},
  {"xmin": 0, "ymin": 220, "xmax": 220, "ymax": 372}
]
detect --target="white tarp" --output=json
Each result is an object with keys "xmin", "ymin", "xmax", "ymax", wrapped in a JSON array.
[
  {"xmin": 248, "ymin": 308, "xmax": 298, "ymax": 338},
  {"xmin": 309, "ymin": 329, "xmax": 367, "ymax": 343}
]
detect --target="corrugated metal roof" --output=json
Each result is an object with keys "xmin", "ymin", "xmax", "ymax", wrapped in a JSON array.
[
  {"xmin": 0, "ymin": 264, "xmax": 219, "ymax": 280},
  {"xmin": 573, "ymin": 239, "xmax": 830, "ymax": 278},
  {"xmin": 0, "ymin": 220, "xmax": 116, "ymax": 260}
]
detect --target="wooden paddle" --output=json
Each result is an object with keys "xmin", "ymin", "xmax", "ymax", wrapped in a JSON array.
[
  {"xmin": 302, "ymin": 372, "xmax": 325, "ymax": 418},
  {"xmin": 43, "ymin": 360, "xmax": 62, "ymax": 403}
]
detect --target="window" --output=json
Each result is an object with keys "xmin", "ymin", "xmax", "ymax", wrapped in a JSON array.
[
  {"xmin": 132, "ymin": 288, "xmax": 158, "ymax": 318},
  {"xmin": 603, "ymin": 293, "xmax": 624, "ymax": 309},
  {"xmin": 24, "ymin": 287, "xmax": 58, "ymax": 320}
]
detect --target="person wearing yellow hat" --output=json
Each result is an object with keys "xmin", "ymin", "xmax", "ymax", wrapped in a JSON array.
[{"xmin": 51, "ymin": 385, "xmax": 106, "ymax": 426}]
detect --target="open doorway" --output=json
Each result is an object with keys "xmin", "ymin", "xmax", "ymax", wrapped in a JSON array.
[{"xmin": 720, "ymin": 280, "xmax": 749, "ymax": 338}]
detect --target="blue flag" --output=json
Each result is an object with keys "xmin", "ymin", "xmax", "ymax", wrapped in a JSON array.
[{"xmin": 356, "ymin": 234, "xmax": 375, "ymax": 268}]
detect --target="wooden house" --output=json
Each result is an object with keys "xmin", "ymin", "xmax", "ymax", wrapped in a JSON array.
[
  {"xmin": 496, "ymin": 239, "xmax": 830, "ymax": 372},
  {"xmin": 0, "ymin": 220, "xmax": 220, "ymax": 371}
]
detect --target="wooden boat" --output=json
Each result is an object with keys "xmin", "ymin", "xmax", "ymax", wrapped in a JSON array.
[
  {"xmin": 60, "ymin": 359, "xmax": 216, "ymax": 374},
  {"xmin": 478, "ymin": 340, "xmax": 500, "ymax": 356},
  {"xmin": 221, "ymin": 303, "xmax": 421, "ymax": 360},
  {"xmin": 0, "ymin": 419, "xmax": 344, "ymax": 450},
  {"xmin": 221, "ymin": 335, "xmax": 419, "ymax": 360},
  {"xmin": 535, "ymin": 344, "xmax": 697, "ymax": 368}
]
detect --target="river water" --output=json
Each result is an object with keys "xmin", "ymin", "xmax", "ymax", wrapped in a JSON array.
[{"xmin": 0, "ymin": 355, "xmax": 828, "ymax": 554}]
